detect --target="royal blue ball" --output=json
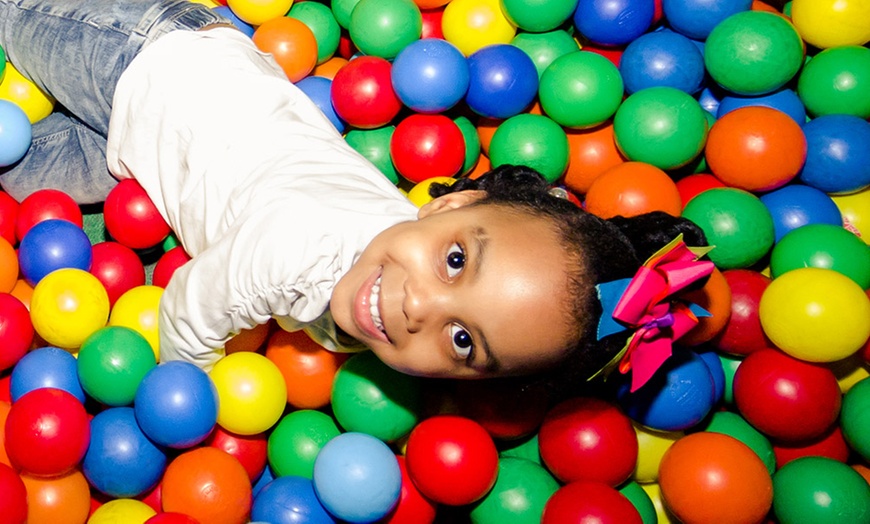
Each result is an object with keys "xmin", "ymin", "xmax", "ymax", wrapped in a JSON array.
[
  {"xmin": 698, "ymin": 349, "xmax": 726, "ymax": 405},
  {"xmin": 17, "ymin": 219, "xmax": 92, "ymax": 286},
  {"xmin": 133, "ymin": 361, "xmax": 218, "ymax": 449},
  {"xmin": 212, "ymin": 5, "xmax": 255, "ymax": 37},
  {"xmin": 662, "ymin": 0, "xmax": 753, "ymax": 40},
  {"xmin": 252, "ymin": 465, "xmax": 276, "ymax": 498},
  {"xmin": 698, "ymin": 86, "xmax": 723, "ymax": 115},
  {"xmin": 573, "ymin": 0, "xmax": 655, "ymax": 46},
  {"xmin": 620, "ymin": 29, "xmax": 706, "ymax": 94},
  {"xmin": 10, "ymin": 346, "xmax": 85, "ymax": 403},
  {"xmin": 392, "ymin": 38, "xmax": 469, "ymax": 114},
  {"xmin": 82, "ymin": 407, "xmax": 167, "ymax": 498},
  {"xmin": 296, "ymin": 76, "xmax": 346, "ymax": 133},
  {"xmin": 0, "ymin": 100, "xmax": 31, "ymax": 167},
  {"xmin": 253, "ymin": 476, "xmax": 336, "ymax": 524},
  {"xmin": 466, "ymin": 44, "xmax": 538, "ymax": 119},
  {"xmin": 800, "ymin": 114, "xmax": 870, "ymax": 194},
  {"xmin": 760, "ymin": 184, "xmax": 843, "ymax": 243},
  {"xmin": 312, "ymin": 432, "xmax": 401, "ymax": 523},
  {"xmin": 718, "ymin": 88, "xmax": 807, "ymax": 125}
]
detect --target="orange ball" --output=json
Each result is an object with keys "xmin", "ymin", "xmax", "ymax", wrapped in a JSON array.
[
  {"xmin": 161, "ymin": 447, "xmax": 252, "ymax": 524},
  {"xmin": 21, "ymin": 470, "xmax": 92, "ymax": 524},
  {"xmin": 476, "ymin": 117, "xmax": 502, "ymax": 156},
  {"xmin": 10, "ymin": 279, "xmax": 34, "ymax": 310},
  {"xmin": 705, "ymin": 106, "xmax": 807, "ymax": 192},
  {"xmin": 312, "ymin": 56, "xmax": 349, "ymax": 80},
  {"xmin": 563, "ymin": 122, "xmax": 625, "ymax": 195},
  {"xmin": 659, "ymin": 432, "xmax": 773, "ymax": 524},
  {"xmin": 584, "ymin": 161, "xmax": 682, "ymax": 219},
  {"xmin": 225, "ymin": 321, "xmax": 272, "ymax": 354},
  {"xmin": 680, "ymin": 267, "xmax": 732, "ymax": 346},
  {"xmin": 265, "ymin": 329, "xmax": 348, "ymax": 410},
  {"xmin": 252, "ymin": 16, "xmax": 318, "ymax": 83},
  {"xmin": 467, "ymin": 153, "xmax": 491, "ymax": 180},
  {"xmin": 0, "ymin": 236, "xmax": 17, "ymax": 293}
]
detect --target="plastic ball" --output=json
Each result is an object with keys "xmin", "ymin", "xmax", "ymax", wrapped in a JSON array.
[
  {"xmin": 134, "ymin": 361, "xmax": 218, "ymax": 448},
  {"xmin": 89, "ymin": 241, "xmax": 146, "ymax": 306},
  {"xmin": 791, "ymin": 0, "xmax": 870, "ymax": 49},
  {"xmin": 212, "ymin": 6, "xmax": 255, "ymax": 37},
  {"xmin": 542, "ymin": 480, "xmax": 642, "ymax": 524},
  {"xmin": 760, "ymin": 267, "xmax": 870, "ymax": 362},
  {"xmin": 703, "ymin": 410, "xmax": 776, "ymax": 475},
  {"xmin": 405, "ymin": 415, "xmax": 499, "ymax": 506},
  {"xmin": 206, "ymin": 426, "xmax": 268, "ymax": 482},
  {"xmin": 382, "ymin": 455, "xmax": 437, "ymax": 524},
  {"xmin": 14, "ymin": 188, "xmax": 82, "ymax": 241},
  {"xmin": 841, "ymin": 377, "xmax": 870, "ymax": 461},
  {"xmin": 10, "ymin": 346, "xmax": 84, "ymax": 403},
  {"xmin": 773, "ymin": 456, "xmax": 870, "ymax": 524},
  {"xmin": 663, "ymin": 0, "xmax": 752, "ymax": 40},
  {"xmin": 619, "ymin": 30, "xmax": 706, "ymax": 95},
  {"xmin": 538, "ymin": 51, "xmax": 624, "ymax": 129},
  {"xmin": 573, "ymin": 0, "xmax": 654, "ymax": 47},
  {"xmin": 0, "ymin": 463, "xmax": 27, "ymax": 524},
  {"xmin": 82, "ymin": 407, "xmax": 167, "ymax": 498},
  {"xmin": 682, "ymin": 187, "xmax": 775, "ymax": 270},
  {"xmin": 799, "ymin": 114, "xmax": 870, "ymax": 194},
  {"xmin": 465, "ymin": 44, "xmax": 538, "ymax": 119},
  {"xmin": 288, "ymin": 1, "xmax": 341, "ymax": 64},
  {"xmin": 150, "ymin": 245, "xmax": 191, "ymax": 289},
  {"xmin": 659, "ymin": 432, "xmax": 773, "ymax": 524},
  {"xmin": 390, "ymin": 114, "xmax": 465, "ymax": 182},
  {"xmin": 675, "ymin": 173, "xmax": 726, "ymax": 208},
  {"xmin": 209, "ymin": 351, "xmax": 287, "ymax": 435},
  {"xmin": 295, "ymin": 76, "xmax": 346, "ymax": 133},
  {"xmin": 330, "ymin": 56, "xmax": 402, "ymax": 129},
  {"xmin": 511, "ymin": 29, "xmax": 578, "ymax": 78},
  {"xmin": 30, "ymin": 268, "xmax": 110, "ymax": 350},
  {"xmin": 771, "ymin": 224, "xmax": 870, "ymax": 289},
  {"xmin": 267, "ymin": 409, "xmax": 340, "ymax": 479},
  {"xmin": 733, "ymin": 348, "xmax": 842, "ymax": 442},
  {"xmin": 0, "ymin": 293, "xmax": 32, "ymax": 371},
  {"xmin": 391, "ymin": 38, "xmax": 469, "ymax": 114},
  {"xmin": 488, "ymin": 114, "xmax": 569, "ymax": 183},
  {"xmin": 18, "ymin": 218, "xmax": 92, "ymax": 286},
  {"xmin": 619, "ymin": 481, "xmax": 658, "ymax": 524},
  {"xmin": 0, "ymin": 190, "xmax": 18, "ymax": 246},
  {"xmin": 0, "ymin": 100, "xmax": 31, "ymax": 167},
  {"xmin": 20, "ymin": 470, "xmax": 91, "ymax": 524},
  {"xmin": 89, "ymin": 498, "xmax": 157, "ymax": 523},
  {"xmin": 441, "ymin": 0, "xmax": 517, "ymax": 56},
  {"xmin": 760, "ymin": 184, "xmax": 843, "ymax": 242},
  {"xmin": 501, "ymin": 0, "xmax": 576, "ymax": 32},
  {"xmin": 344, "ymin": 125, "xmax": 399, "ymax": 184},
  {"xmin": 584, "ymin": 161, "xmax": 682, "ymax": 219},
  {"xmin": 798, "ymin": 45, "xmax": 870, "ymax": 119},
  {"xmin": 312, "ymin": 432, "xmax": 402, "ymax": 523},
  {"xmin": 717, "ymin": 87, "xmax": 806, "ymax": 125},
  {"xmin": 712, "ymin": 269, "xmax": 770, "ymax": 356},
  {"xmin": 773, "ymin": 424, "xmax": 851, "ymax": 469},
  {"xmin": 562, "ymin": 123, "xmax": 624, "ymax": 194},
  {"xmin": 108, "ymin": 284, "xmax": 163, "ymax": 358},
  {"xmin": 454, "ymin": 379, "xmax": 550, "ymax": 441},
  {"xmin": 225, "ymin": 0, "xmax": 293, "ymax": 26},
  {"xmin": 253, "ymin": 17, "xmax": 318, "ymax": 83},
  {"xmin": 264, "ymin": 329, "xmax": 348, "ymax": 410},
  {"xmin": 252, "ymin": 475, "xmax": 334, "ymax": 524},
  {"xmin": 349, "ymin": 0, "xmax": 422, "ymax": 59},
  {"xmin": 632, "ymin": 424, "xmax": 683, "ymax": 483},
  {"xmin": 407, "ymin": 176, "xmax": 456, "ymax": 207},
  {"xmin": 0, "ymin": 62, "xmax": 54, "ymax": 124},
  {"xmin": 161, "ymin": 447, "xmax": 253, "ymax": 524},
  {"xmin": 420, "ymin": 6, "xmax": 445, "ymax": 39},
  {"xmin": 832, "ymin": 188, "xmax": 870, "ymax": 244},
  {"xmin": 77, "ymin": 325, "xmax": 156, "ymax": 406},
  {"xmin": 104, "ymin": 179, "xmax": 171, "ymax": 250}
]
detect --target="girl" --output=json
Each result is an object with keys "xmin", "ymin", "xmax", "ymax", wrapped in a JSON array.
[{"xmin": 0, "ymin": 0, "xmax": 708, "ymax": 389}]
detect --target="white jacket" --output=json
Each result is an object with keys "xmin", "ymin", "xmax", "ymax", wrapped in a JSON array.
[{"xmin": 106, "ymin": 28, "xmax": 418, "ymax": 369}]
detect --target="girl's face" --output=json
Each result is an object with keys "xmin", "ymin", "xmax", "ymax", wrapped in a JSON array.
[{"xmin": 331, "ymin": 191, "xmax": 577, "ymax": 379}]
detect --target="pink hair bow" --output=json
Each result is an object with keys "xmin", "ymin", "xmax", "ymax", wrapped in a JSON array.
[{"xmin": 592, "ymin": 235, "xmax": 715, "ymax": 392}]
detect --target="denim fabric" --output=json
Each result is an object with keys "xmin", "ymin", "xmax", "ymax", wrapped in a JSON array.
[{"xmin": 0, "ymin": 0, "xmax": 228, "ymax": 203}]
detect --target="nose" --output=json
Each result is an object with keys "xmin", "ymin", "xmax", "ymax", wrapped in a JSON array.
[{"xmin": 402, "ymin": 277, "xmax": 447, "ymax": 333}]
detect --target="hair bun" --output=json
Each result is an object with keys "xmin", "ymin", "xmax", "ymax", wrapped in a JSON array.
[{"xmin": 607, "ymin": 212, "xmax": 708, "ymax": 262}]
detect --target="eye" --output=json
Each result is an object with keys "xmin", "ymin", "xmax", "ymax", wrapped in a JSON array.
[
  {"xmin": 446, "ymin": 243, "xmax": 465, "ymax": 278},
  {"xmin": 450, "ymin": 324, "xmax": 473, "ymax": 360}
]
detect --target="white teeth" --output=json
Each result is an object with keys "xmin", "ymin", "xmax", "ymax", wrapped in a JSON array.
[{"xmin": 369, "ymin": 276, "xmax": 384, "ymax": 332}]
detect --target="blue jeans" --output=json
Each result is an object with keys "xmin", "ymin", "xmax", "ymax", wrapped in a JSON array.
[{"xmin": 0, "ymin": 0, "xmax": 228, "ymax": 203}]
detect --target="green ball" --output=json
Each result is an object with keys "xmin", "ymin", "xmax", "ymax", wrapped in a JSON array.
[
  {"xmin": 702, "ymin": 411, "xmax": 776, "ymax": 475},
  {"xmin": 538, "ymin": 51, "xmax": 624, "ymax": 129},
  {"xmin": 469, "ymin": 457, "xmax": 559, "ymax": 524},
  {"xmin": 511, "ymin": 30, "xmax": 580, "ymax": 79},
  {"xmin": 718, "ymin": 352, "xmax": 742, "ymax": 405},
  {"xmin": 76, "ymin": 326, "xmax": 156, "ymax": 407},
  {"xmin": 345, "ymin": 126, "xmax": 399, "ymax": 184},
  {"xmin": 330, "ymin": 351, "xmax": 423, "ymax": 442},
  {"xmin": 267, "ymin": 410, "xmax": 341, "ymax": 479},
  {"xmin": 501, "ymin": 0, "xmax": 578, "ymax": 33},
  {"xmin": 797, "ymin": 45, "xmax": 870, "ymax": 119},
  {"xmin": 349, "ymin": 0, "xmax": 422, "ymax": 59},
  {"xmin": 331, "ymin": 0, "xmax": 363, "ymax": 29},
  {"xmin": 841, "ymin": 377, "xmax": 870, "ymax": 462},
  {"xmin": 454, "ymin": 115, "xmax": 482, "ymax": 175},
  {"xmin": 498, "ymin": 433, "xmax": 541, "ymax": 465},
  {"xmin": 613, "ymin": 86, "xmax": 708, "ymax": 170},
  {"xmin": 681, "ymin": 187, "xmax": 775, "ymax": 270},
  {"xmin": 488, "ymin": 113, "xmax": 569, "ymax": 183},
  {"xmin": 618, "ymin": 481, "xmax": 657, "ymax": 524},
  {"xmin": 773, "ymin": 456, "xmax": 870, "ymax": 524},
  {"xmin": 0, "ymin": 44, "xmax": 6, "ymax": 82},
  {"xmin": 289, "ymin": 2, "xmax": 341, "ymax": 64},
  {"xmin": 771, "ymin": 224, "xmax": 870, "ymax": 289},
  {"xmin": 704, "ymin": 11, "xmax": 805, "ymax": 95}
]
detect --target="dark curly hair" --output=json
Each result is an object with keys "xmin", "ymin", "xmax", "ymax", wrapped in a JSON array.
[{"xmin": 429, "ymin": 164, "xmax": 708, "ymax": 396}]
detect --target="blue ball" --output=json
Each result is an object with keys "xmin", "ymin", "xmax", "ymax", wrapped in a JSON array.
[
  {"xmin": 697, "ymin": 349, "xmax": 726, "ymax": 405},
  {"xmin": 10, "ymin": 346, "xmax": 85, "ymax": 403},
  {"xmin": 295, "ymin": 76, "xmax": 346, "ymax": 133},
  {"xmin": 466, "ymin": 44, "xmax": 538, "ymax": 119},
  {"xmin": 698, "ymin": 86, "xmax": 723, "ymax": 115},
  {"xmin": 82, "ymin": 407, "xmax": 167, "ymax": 498},
  {"xmin": 800, "ymin": 114, "xmax": 870, "ymax": 194},
  {"xmin": 0, "ymin": 100, "xmax": 31, "ymax": 167},
  {"xmin": 616, "ymin": 350, "xmax": 717, "ymax": 431},
  {"xmin": 133, "ymin": 361, "xmax": 218, "ymax": 449},
  {"xmin": 662, "ymin": 0, "xmax": 753, "ymax": 40},
  {"xmin": 620, "ymin": 30, "xmax": 706, "ymax": 94},
  {"xmin": 17, "ymin": 219, "xmax": 92, "ymax": 286},
  {"xmin": 212, "ymin": 5, "xmax": 255, "ymax": 37},
  {"xmin": 760, "ymin": 184, "xmax": 843, "ymax": 242},
  {"xmin": 252, "ymin": 464, "xmax": 276, "ymax": 498},
  {"xmin": 391, "ymin": 38, "xmax": 469, "ymax": 114},
  {"xmin": 312, "ymin": 432, "xmax": 401, "ymax": 523},
  {"xmin": 573, "ymin": 0, "xmax": 655, "ymax": 46},
  {"xmin": 718, "ymin": 88, "xmax": 807, "ymax": 125},
  {"xmin": 253, "ymin": 476, "xmax": 336, "ymax": 524}
]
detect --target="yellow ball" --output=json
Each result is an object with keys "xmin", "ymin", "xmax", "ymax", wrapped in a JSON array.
[
  {"xmin": 791, "ymin": 0, "xmax": 870, "ymax": 49},
  {"xmin": 640, "ymin": 482, "xmax": 678, "ymax": 524},
  {"xmin": 442, "ymin": 0, "xmax": 517, "ymax": 56},
  {"xmin": 759, "ymin": 267, "xmax": 870, "ymax": 362},
  {"xmin": 88, "ymin": 498, "xmax": 157, "ymax": 524},
  {"xmin": 831, "ymin": 187, "xmax": 870, "ymax": 245},
  {"xmin": 30, "ymin": 268, "xmax": 110, "ymax": 350},
  {"xmin": 407, "ymin": 176, "xmax": 456, "ymax": 207},
  {"xmin": 209, "ymin": 352, "xmax": 287, "ymax": 435},
  {"xmin": 187, "ymin": 0, "xmax": 220, "ymax": 6},
  {"xmin": 0, "ymin": 61, "xmax": 55, "ymax": 123},
  {"xmin": 633, "ymin": 423, "xmax": 683, "ymax": 484},
  {"xmin": 226, "ymin": 0, "xmax": 295, "ymax": 25},
  {"xmin": 109, "ymin": 285, "xmax": 163, "ymax": 360}
]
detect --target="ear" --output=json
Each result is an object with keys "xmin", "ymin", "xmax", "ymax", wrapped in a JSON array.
[{"xmin": 417, "ymin": 190, "xmax": 487, "ymax": 219}]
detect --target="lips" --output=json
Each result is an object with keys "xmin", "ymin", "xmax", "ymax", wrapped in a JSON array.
[{"xmin": 353, "ymin": 266, "xmax": 390, "ymax": 343}]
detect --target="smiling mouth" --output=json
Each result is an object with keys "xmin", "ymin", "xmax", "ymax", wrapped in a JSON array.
[{"xmin": 370, "ymin": 275, "xmax": 385, "ymax": 333}]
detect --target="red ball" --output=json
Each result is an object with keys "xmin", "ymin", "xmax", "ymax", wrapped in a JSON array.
[
  {"xmin": 104, "ymin": 179, "xmax": 171, "ymax": 250},
  {"xmin": 331, "ymin": 56, "xmax": 402, "ymax": 129},
  {"xmin": 0, "ymin": 191, "xmax": 19, "ymax": 246},
  {"xmin": 675, "ymin": 173, "xmax": 727, "ymax": 209},
  {"xmin": 89, "ymin": 242, "xmax": 146, "ymax": 307},
  {"xmin": 146, "ymin": 512, "xmax": 201, "ymax": 524},
  {"xmin": 4, "ymin": 388, "xmax": 91, "ymax": 476},
  {"xmin": 712, "ymin": 269, "xmax": 772, "ymax": 356},
  {"xmin": 542, "ymin": 481, "xmax": 642, "ymax": 524},
  {"xmin": 139, "ymin": 483, "xmax": 162, "ymax": 513},
  {"xmin": 405, "ymin": 415, "xmax": 499, "ymax": 506},
  {"xmin": 15, "ymin": 188, "xmax": 83, "ymax": 241},
  {"xmin": 0, "ymin": 462, "xmax": 27, "ymax": 524},
  {"xmin": 733, "ymin": 348, "xmax": 841, "ymax": 442},
  {"xmin": 420, "ymin": 7, "xmax": 445, "ymax": 40},
  {"xmin": 382, "ymin": 455, "xmax": 437, "ymax": 524},
  {"xmin": 205, "ymin": 427, "xmax": 268, "ymax": 482},
  {"xmin": 0, "ymin": 293, "xmax": 33, "ymax": 371},
  {"xmin": 538, "ymin": 397, "xmax": 638, "ymax": 486},
  {"xmin": 773, "ymin": 425, "xmax": 850, "ymax": 469},
  {"xmin": 455, "ymin": 380, "xmax": 549, "ymax": 440},
  {"xmin": 391, "ymin": 114, "xmax": 465, "ymax": 183},
  {"xmin": 151, "ymin": 246, "xmax": 192, "ymax": 288}
]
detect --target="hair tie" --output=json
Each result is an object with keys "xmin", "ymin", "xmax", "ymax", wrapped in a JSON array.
[{"xmin": 589, "ymin": 235, "xmax": 715, "ymax": 392}]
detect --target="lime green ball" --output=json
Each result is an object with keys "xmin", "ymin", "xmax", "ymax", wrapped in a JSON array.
[
  {"xmin": 702, "ymin": 411, "xmax": 776, "ymax": 475},
  {"xmin": 682, "ymin": 188, "xmax": 775, "ymax": 270},
  {"xmin": 488, "ymin": 113, "xmax": 569, "ymax": 183},
  {"xmin": 498, "ymin": 433, "xmax": 541, "ymax": 464},
  {"xmin": 331, "ymin": 0, "xmax": 363, "ymax": 29},
  {"xmin": 289, "ymin": 2, "xmax": 341, "ymax": 64},
  {"xmin": 841, "ymin": 377, "xmax": 870, "ymax": 462},
  {"xmin": 76, "ymin": 326, "xmax": 156, "ymax": 406},
  {"xmin": 0, "ymin": 44, "xmax": 6, "ymax": 82},
  {"xmin": 511, "ymin": 30, "xmax": 579, "ymax": 79},
  {"xmin": 345, "ymin": 126, "xmax": 399, "ymax": 184},
  {"xmin": 454, "ymin": 115, "xmax": 482, "ymax": 175},
  {"xmin": 718, "ymin": 352, "xmax": 742, "ymax": 405},
  {"xmin": 797, "ymin": 45, "xmax": 870, "ymax": 119},
  {"xmin": 349, "ymin": 0, "xmax": 422, "ymax": 59},
  {"xmin": 771, "ymin": 224, "xmax": 870, "ymax": 289},
  {"xmin": 618, "ymin": 481, "xmax": 658, "ymax": 524},
  {"xmin": 469, "ymin": 458, "xmax": 559, "ymax": 524},
  {"xmin": 773, "ymin": 457, "xmax": 870, "ymax": 524},
  {"xmin": 501, "ymin": 0, "xmax": 578, "ymax": 33},
  {"xmin": 538, "ymin": 51, "xmax": 624, "ymax": 129},
  {"xmin": 267, "ymin": 410, "xmax": 341, "ymax": 479},
  {"xmin": 704, "ymin": 11, "xmax": 804, "ymax": 95}
]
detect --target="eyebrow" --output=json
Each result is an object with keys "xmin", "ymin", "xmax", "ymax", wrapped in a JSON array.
[{"xmin": 470, "ymin": 227, "xmax": 499, "ymax": 373}]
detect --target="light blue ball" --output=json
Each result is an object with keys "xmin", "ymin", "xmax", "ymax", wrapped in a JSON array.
[
  {"xmin": 295, "ymin": 76, "xmax": 346, "ymax": 133},
  {"xmin": 0, "ymin": 100, "xmax": 31, "ymax": 167},
  {"xmin": 391, "ymin": 38, "xmax": 469, "ymax": 114},
  {"xmin": 253, "ymin": 476, "xmax": 336, "ymax": 524},
  {"xmin": 10, "ymin": 346, "xmax": 85, "ymax": 403},
  {"xmin": 211, "ymin": 6, "xmax": 255, "ymax": 37}
]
